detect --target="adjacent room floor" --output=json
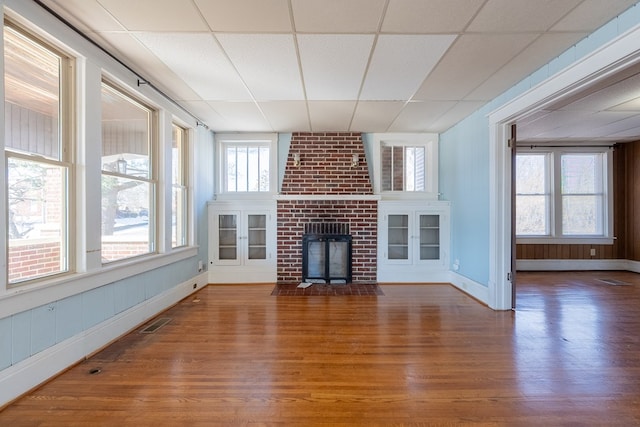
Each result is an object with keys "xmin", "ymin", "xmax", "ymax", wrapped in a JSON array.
[{"xmin": 1, "ymin": 271, "xmax": 639, "ymax": 425}]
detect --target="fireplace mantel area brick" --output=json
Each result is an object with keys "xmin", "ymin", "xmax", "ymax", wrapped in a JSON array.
[{"xmin": 277, "ymin": 132, "xmax": 377, "ymax": 284}]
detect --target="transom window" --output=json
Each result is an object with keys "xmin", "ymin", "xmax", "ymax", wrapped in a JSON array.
[
  {"xmin": 4, "ymin": 22, "xmax": 74, "ymax": 285},
  {"xmin": 516, "ymin": 147, "xmax": 612, "ymax": 243},
  {"xmin": 372, "ymin": 133, "xmax": 439, "ymax": 198},
  {"xmin": 216, "ymin": 133, "xmax": 276, "ymax": 196}
]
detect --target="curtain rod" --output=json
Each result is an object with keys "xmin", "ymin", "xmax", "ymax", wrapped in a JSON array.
[{"xmin": 32, "ymin": 0, "xmax": 209, "ymax": 130}]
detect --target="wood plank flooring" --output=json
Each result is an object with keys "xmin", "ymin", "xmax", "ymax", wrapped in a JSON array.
[{"xmin": 1, "ymin": 271, "xmax": 640, "ymax": 425}]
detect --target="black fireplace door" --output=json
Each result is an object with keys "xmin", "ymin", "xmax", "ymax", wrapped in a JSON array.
[{"xmin": 302, "ymin": 234, "xmax": 352, "ymax": 283}]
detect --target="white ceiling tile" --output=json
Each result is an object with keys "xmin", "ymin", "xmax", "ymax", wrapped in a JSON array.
[
  {"xmin": 135, "ymin": 33, "xmax": 252, "ymax": 101},
  {"xmin": 467, "ymin": 32, "xmax": 588, "ymax": 100},
  {"xmin": 350, "ymin": 101, "xmax": 406, "ymax": 132},
  {"xmin": 532, "ymin": 111, "xmax": 633, "ymax": 139},
  {"xmin": 97, "ymin": 0, "xmax": 208, "ymax": 31},
  {"xmin": 427, "ymin": 101, "xmax": 486, "ymax": 132},
  {"xmin": 382, "ymin": 0, "xmax": 485, "ymax": 33},
  {"xmin": 93, "ymin": 33, "xmax": 201, "ymax": 101},
  {"xmin": 298, "ymin": 35, "xmax": 374, "ymax": 100},
  {"xmin": 40, "ymin": 0, "xmax": 125, "ymax": 31},
  {"xmin": 552, "ymin": 0, "xmax": 639, "ymax": 31},
  {"xmin": 413, "ymin": 34, "xmax": 539, "ymax": 101},
  {"xmin": 259, "ymin": 101, "xmax": 311, "ymax": 132},
  {"xmin": 291, "ymin": 0, "xmax": 386, "ymax": 33},
  {"xmin": 207, "ymin": 102, "xmax": 272, "ymax": 132},
  {"xmin": 180, "ymin": 100, "xmax": 227, "ymax": 128},
  {"xmin": 194, "ymin": 0, "xmax": 291, "ymax": 32},
  {"xmin": 216, "ymin": 34, "xmax": 304, "ymax": 101},
  {"xmin": 388, "ymin": 101, "xmax": 457, "ymax": 132},
  {"xmin": 360, "ymin": 35, "xmax": 456, "ymax": 101},
  {"xmin": 308, "ymin": 101, "xmax": 357, "ymax": 131},
  {"xmin": 468, "ymin": 0, "xmax": 582, "ymax": 32}
]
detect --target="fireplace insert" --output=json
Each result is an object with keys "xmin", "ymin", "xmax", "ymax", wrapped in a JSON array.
[{"xmin": 302, "ymin": 224, "xmax": 352, "ymax": 283}]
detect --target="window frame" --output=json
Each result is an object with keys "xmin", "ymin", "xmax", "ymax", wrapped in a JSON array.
[
  {"xmin": 4, "ymin": 20, "xmax": 75, "ymax": 286},
  {"xmin": 215, "ymin": 133, "xmax": 277, "ymax": 200},
  {"xmin": 100, "ymin": 80, "xmax": 158, "ymax": 263},
  {"xmin": 371, "ymin": 133, "xmax": 439, "ymax": 200},
  {"xmin": 515, "ymin": 146, "xmax": 614, "ymax": 244},
  {"xmin": 171, "ymin": 123, "xmax": 189, "ymax": 248}
]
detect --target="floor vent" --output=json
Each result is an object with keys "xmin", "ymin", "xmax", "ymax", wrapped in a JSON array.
[
  {"xmin": 597, "ymin": 278, "xmax": 630, "ymax": 286},
  {"xmin": 140, "ymin": 317, "xmax": 171, "ymax": 333}
]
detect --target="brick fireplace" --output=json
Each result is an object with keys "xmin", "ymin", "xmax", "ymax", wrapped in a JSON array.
[{"xmin": 277, "ymin": 132, "xmax": 377, "ymax": 284}]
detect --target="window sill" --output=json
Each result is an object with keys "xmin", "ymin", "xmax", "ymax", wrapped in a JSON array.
[
  {"xmin": 0, "ymin": 246, "xmax": 199, "ymax": 318},
  {"xmin": 517, "ymin": 237, "xmax": 615, "ymax": 245}
]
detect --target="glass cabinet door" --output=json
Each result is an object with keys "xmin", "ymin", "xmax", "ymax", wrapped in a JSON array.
[
  {"xmin": 419, "ymin": 214, "xmax": 440, "ymax": 260},
  {"xmin": 218, "ymin": 214, "xmax": 237, "ymax": 260},
  {"xmin": 247, "ymin": 214, "xmax": 267, "ymax": 260},
  {"xmin": 387, "ymin": 214, "xmax": 409, "ymax": 260}
]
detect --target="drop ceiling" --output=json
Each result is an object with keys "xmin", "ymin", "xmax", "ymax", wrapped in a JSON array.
[{"xmin": 35, "ymin": 0, "xmax": 640, "ymax": 137}]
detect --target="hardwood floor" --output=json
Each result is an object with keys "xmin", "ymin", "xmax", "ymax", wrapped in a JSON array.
[{"xmin": 2, "ymin": 272, "xmax": 640, "ymax": 425}]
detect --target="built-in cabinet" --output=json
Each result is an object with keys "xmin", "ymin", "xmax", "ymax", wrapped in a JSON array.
[
  {"xmin": 208, "ymin": 200, "xmax": 276, "ymax": 283},
  {"xmin": 378, "ymin": 200, "xmax": 450, "ymax": 282}
]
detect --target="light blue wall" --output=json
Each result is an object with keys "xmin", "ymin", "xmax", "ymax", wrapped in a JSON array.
[
  {"xmin": 440, "ymin": 2, "xmax": 640, "ymax": 286},
  {"xmin": 0, "ymin": 132, "xmax": 213, "ymax": 372}
]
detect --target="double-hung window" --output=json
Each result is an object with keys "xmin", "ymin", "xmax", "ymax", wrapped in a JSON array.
[
  {"xmin": 100, "ymin": 82, "xmax": 156, "ymax": 262},
  {"xmin": 4, "ymin": 22, "xmax": 74, "ymax": 285},
  {"xmin": 172, "ymin": 124, "xmax": 188, "ymax": 248},
  {"xmin": 516, "ymin": 148, "xmax": 612, "ymax": 243},
  {"xmin": 216, "ymin": 133, "xmax": 276, "ymax": 196}
]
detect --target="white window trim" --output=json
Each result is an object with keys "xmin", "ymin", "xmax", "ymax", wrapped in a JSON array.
[
  {"xmin": 215, "ymin": 133, "xmax": 277, "ymax": 201},
  {"xmin": 516, "ymin": 145, "xmax": 614, "ymax": 245},
  {"xmin": 371, "ymin": 133, "xmax": 439, "ymax": 200}
]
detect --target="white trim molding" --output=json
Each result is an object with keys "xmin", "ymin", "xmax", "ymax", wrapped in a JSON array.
[
  {"xmin": 517, "ymin": 259, "xmax": 637, "ymax": 272},
  {"xmin": 488, "ymin": 21, "xmax": 640, "ymax": 311},
  {"xmin": 448, "ymin": 271, "xmax": 490, "ymax": 306}
]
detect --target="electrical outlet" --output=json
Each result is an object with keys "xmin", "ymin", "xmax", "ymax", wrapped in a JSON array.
[
  {"xmin": 193, "ymin": 283, "xmax": 197, "ymax": 290},
  {"xmin": 590, "ymin": 248, "xmax": 596, "ymax": 256}
]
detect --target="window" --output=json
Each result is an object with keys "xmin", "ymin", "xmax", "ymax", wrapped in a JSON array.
[
  {"xmin": 516, "ymin": 148, "xmax": 612, "ymax": 242},
  {"xmin": 172, "ymin": 124, "xmax": 188, "ymax": 248},
  {"xmin": 372, "ymin": 133, "xmax": 438, "ymax": 198},
  {"xmin": 381, "ymin": 144, "xmax": 425, "ymax": 191},
  {"xmin": 216, "ymin": 133, "xmax": 276, "ymax": 196},
  {"xmin": 4, "ymin": 22, "xmax": 73, "ymax": 284},
  {"xmin": 101, "ymin": 82, "xmax": 155, "ymax": 262}
]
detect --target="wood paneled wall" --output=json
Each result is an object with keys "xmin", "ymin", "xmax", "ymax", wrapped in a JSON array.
[{"xmin": 517, "ymin": 140, "xmax": 639, "ymax": 261}]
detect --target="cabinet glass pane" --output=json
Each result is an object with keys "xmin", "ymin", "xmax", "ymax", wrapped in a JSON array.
[
  {"xmin": 420, "ymin": 246, "xmax": 439, "ymax": 260},
  {"xmin": 388, "ymin": 246, "xmax": 408, "ymax": 260},
  {"xmin": 219, "ymin": 247, "xmax": 237, "ymax": 260},
  {"xmin": 218, "ymin": 214, "xmax": 237, "ymax": 260},
  {"xmin": 219, "ymin": 214, "xmax": 237, "ymax": 229},
  {"xmin": 420, "ymin": 228, "xmax": 439, "ymax": 245},
  {"xmin": 419, "ymin": 214, "xmax": 440, "ymax": 260},
  {"xmin": 420, "ymin": 214, "xmax": 439, "ymax": 228},
  {"xmin": 388, "ymin": 214, "xmax": 408, "ymax": 260},
  {"xmin": 248, "ymin": 247, "xmax": 266, "ymax": 259},
  {"xmin": 247, "ymin": 214, "xmax": 267, "ymax": 260},
  {"xmin": 248, "ymin": 214, "xmax": 266, "ymax": 229}
]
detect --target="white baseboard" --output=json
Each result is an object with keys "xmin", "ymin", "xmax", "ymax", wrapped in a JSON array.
[
  {"xmin": 0, "ymin": 272, "xmax": 208, "ymax": 408},
  {"xmin": 516, "ymin": 259, "xmax": 631, "ymax": 271},
  {"xmin": 448, "ymin": 271, "xmax": 489, "ymax": 305}
]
